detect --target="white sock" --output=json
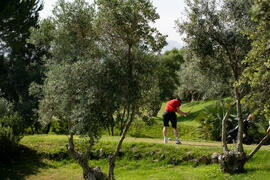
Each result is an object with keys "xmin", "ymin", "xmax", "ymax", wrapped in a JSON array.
[
  {"xmin": 176, "ymin": 137, "xmax": 179, "ymax": 141},
  {"xmin": 164, "ymin": 136, "xmax": 167, "ymax": 140}
]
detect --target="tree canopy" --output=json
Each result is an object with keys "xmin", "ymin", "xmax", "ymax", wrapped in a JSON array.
[
  {"xmin": 0, "ymin": 0, "xmax": 43, "ymax": 130},
  {"xmin": 176, "ymin": 0, "xmax": 256, "ymax": 173},
  {"xmin": 242, "ymin": 0, "xmax": 270, "ymax": 119},
  {"xmin": 30, "ymin": 0, "xmax": 167, "ymax": 179}
]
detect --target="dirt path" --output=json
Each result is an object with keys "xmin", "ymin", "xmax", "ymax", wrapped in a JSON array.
[{"xmin": 100, "ymin": 136, "xmax": 270, "ymax": 151}]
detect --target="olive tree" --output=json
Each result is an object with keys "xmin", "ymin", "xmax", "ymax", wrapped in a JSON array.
[
  {"xmin": 95, "ymin": 0, "xmax": 166, "ymax": 179},
  {"xmin": 30, "ymin": 0, "xmax": 108, "ymax": 179},
  {"xmin": 40, "ymin": 61, "xmax": 108, "ymax": 180},
  {"xmin": 31, "ymin": 0, "xmax": 166, "ymax": 179},
  {"xmin": 176, "ymin": 0, "xmax": 256, "ymax": 173},
  {"xmin": 177, "ymin": 52, "xmax": 232, "ymax": 101}
]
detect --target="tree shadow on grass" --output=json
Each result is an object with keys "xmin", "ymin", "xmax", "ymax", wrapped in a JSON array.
[
  {"xmin": 0, "ymin": 145, "xmax": 54, "ymax": 180},
  {"xmin": 244, "ymin": 165, "xmax": 270, "ymax": 173}
]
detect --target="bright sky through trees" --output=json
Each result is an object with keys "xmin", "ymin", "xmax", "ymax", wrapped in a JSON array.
[{"xmin": 39, "ymin": 0, "xmax": 186, "ymax": 49}]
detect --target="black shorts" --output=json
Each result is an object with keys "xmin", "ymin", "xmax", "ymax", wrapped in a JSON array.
[{"xmin": 163, "ymin": 111, "xmax": 177, "ymax": 128}]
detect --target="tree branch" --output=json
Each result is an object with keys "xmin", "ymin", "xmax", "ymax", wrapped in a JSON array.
[
  {"xmin": 247, "ymin": 134, "xmax": 270, "ymax": 161},
  {"xmin": 235, "ymin": 85, "xmax": 244, "ymax": 153},
  {"xmin": 84, "ymin": 136, "xmax": 95, "ymax": 160},
  {"xmin": 222, "ymin": 101, "xmax": 236, "ymax": 152},
  {"xmin": 109, "ymin": 105, "xmax": 136, "ymax": 180}
]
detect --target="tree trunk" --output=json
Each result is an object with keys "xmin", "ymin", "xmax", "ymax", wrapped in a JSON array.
[
  {"xmin": 221, "ymin": 102, "xmax": 236, "ymax": 152},
  {"xmin": 234, "ymin": 85, "xmax": 244, "ymax": 153},
  {"xmin": 219, "ymin": 87, "xmax": 246, "ymax": 173},
  {"xmin": 66, "ymin": 133, "xmax": 108, "ymax": 180},
  {"xmin": 110, "ymin": 114, "xmax": 114, "ymax": 136},
  {"xmin": 108, "ymin": 105, "xmax": 135, "ymax": 180},
  {"xmin": 218, "ymin": 133, "xmax": 270, "ymax": 174},
  {"xmin": 218, "ymin": 150, "xmax": 246, "ymax": 173},
  {"xmin": 119, "ymin": 107, "xmax": 127, "ymax": 136},
  {"xmin": 107, "ymin": 127, "xmax": 111, "ymax": 136},
  {"xmin": 218, "ymin": 101, "xmax": 247, "ymax": 173}
]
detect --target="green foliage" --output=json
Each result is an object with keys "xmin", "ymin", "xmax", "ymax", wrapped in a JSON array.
[
  {"xmin": 96, "ymin": 0, "xmax": 167, "ymax": 53},
  {"xmin": 39, "ymin": 61, "xmax": 106, "ymax": 139},
  {"xmin": 174, "ymin": 0, "xmax": 255, "ymax": 101},
  {"xmin": 176, "ymin": 0, "xmax": 254, "ymax": 97},
  {"xmin": 145, "ymin": 48, "xmax": 184, "ymax": 117},
  {"xmin": 195, "ymin": 99, "xmax": 265, "ymax": 142},
  {"xmin": 141, "ymin": 116, "xmax": 156, "ymax": 126},
  {"xmin": 0, "ymin": 0, "xmax": 44, "ymax": 131},
  {"xmin": 0, "ymin": 97, "xmax": 24, "ymax": 162},
  {"xmin": 242, "ymin": 0, "xmax": 270, "ymax": 119},
  {"xmin": 49, "ymin": 117, "xmax": 68, "ymax": 135},
  {"xmin": 29, "ymin": 0, "xmax": 108, "ymax": 141},
  {"xmin": 177, "ymin": 55, "xmax": 232, "ymax": 101},
  {"xmin": 157, "ymin": 48, "xmax": 183, "ymax": 101},
  {"xmin": 195, "ymin": 101, "xmax": 229, "ymax": 140},
  {"xmin": 94, "ymin": 0, "xmax": 167, "ymax": 136}
]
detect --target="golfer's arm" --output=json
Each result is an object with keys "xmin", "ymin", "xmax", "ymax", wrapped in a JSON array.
[{"xmin": 176, "ymin": 108, "xmax": 188, "ymax": 116}]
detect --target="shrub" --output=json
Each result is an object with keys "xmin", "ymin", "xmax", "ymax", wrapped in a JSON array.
[
  {"xmin": 195, "ymin": 99, "xmax": 266, "ymax": 143},
  {"xmin": 195, "ymin": 100, "xmax": 235, "ymax": 141},
  {"xmin": 0, "ymin": 97, "xmax": 24, "ymax": 161}
]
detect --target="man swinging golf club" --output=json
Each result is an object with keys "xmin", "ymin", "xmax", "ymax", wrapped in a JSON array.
[{"xmin": 163, "ymin": 98, "xmax": 189, "ymax": 144}]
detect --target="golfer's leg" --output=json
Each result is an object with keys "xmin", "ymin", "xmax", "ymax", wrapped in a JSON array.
[
  {"xmin": 173, "ymin": 128, "xmax": 178, "ymax": 138},
  {"xmin": 172, "ymin": 114, "xmax": 181, "ymax": 144},
  {"xmin": 173, "ymin": 128, "xmax": 181, "ymax": 144},
  {"xmin": 163, "ymin": 112, "xmax": 169, "ymax": 143},
  {"xmin": 163, "ymin": 126, "xmax": 168, "ymax": 143}
]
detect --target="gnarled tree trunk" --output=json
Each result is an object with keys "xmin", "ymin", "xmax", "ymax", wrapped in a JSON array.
[
  {"xmin": 218, "ymin": 100, "xmax": 269, "ymax": 173},
  {"xmin": 219, "ymin": 102, "xmax": 246, "ymax": 173},
  {"xmin": 218, "ymin": 150, "xmax": 246, "ymax": 173},
  {"xmin": 66, "ymin": 133, "xmax": 108, "ymax": 180}
]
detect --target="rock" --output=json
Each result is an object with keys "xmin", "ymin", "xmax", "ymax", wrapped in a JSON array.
[
  {"xmin": 211, "ymin": 152, "xmax": 219, "ymax": 163},
  {"xmin": 199, "ymin": 155, "xmax": 210, "ymax": 164},
  {"xmin": 131, "ymin": 146, "xmax": 136, "ymax": 152}
]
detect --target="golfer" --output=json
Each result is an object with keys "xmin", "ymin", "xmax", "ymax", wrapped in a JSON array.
[{"xmin": 163, "ymin": 98, "xmax": 189, "ymax": 144}]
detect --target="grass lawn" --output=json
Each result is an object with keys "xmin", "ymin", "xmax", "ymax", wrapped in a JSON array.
[
  {"xmin": 127, "ymin": 99, "xmax": 218, "ymax": 140},
  {"xmin": 3, "ymin": 135, "xmax": 268, "ymax": 180},
  {"xmin": 2, "ymin": 99, "xmax": 270, "ymax": 180}
]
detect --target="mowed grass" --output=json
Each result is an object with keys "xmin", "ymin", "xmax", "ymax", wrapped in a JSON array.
[
  {"xmin": 16, "ymin": 135, "xmax": 270, "ymax": 180},
  {"xmin": 128, "ymin": 99, "xmax": 218, "ymax": 140},
  {"xmin": 3, "ymin": 99, "xmax": 270, "ymax": 180}
]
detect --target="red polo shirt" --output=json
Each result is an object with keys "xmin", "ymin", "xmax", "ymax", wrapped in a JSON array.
[{"xmin": 165, "ymin": 99, "xmax": 181, "ymax": 112}]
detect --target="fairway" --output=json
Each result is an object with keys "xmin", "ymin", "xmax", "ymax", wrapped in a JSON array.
[{"xmin": 9, "ymin": 135, "xmax": 269, "ymax": 180}]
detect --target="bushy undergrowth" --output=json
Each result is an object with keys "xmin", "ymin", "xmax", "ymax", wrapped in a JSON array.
[
  {"xmin": 0, "ymin": 97, "xmax": 24, "ymax": 162},
  {"xmin": 195, "ymin": 100, "xmax": 267, "ymax": 143}
]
